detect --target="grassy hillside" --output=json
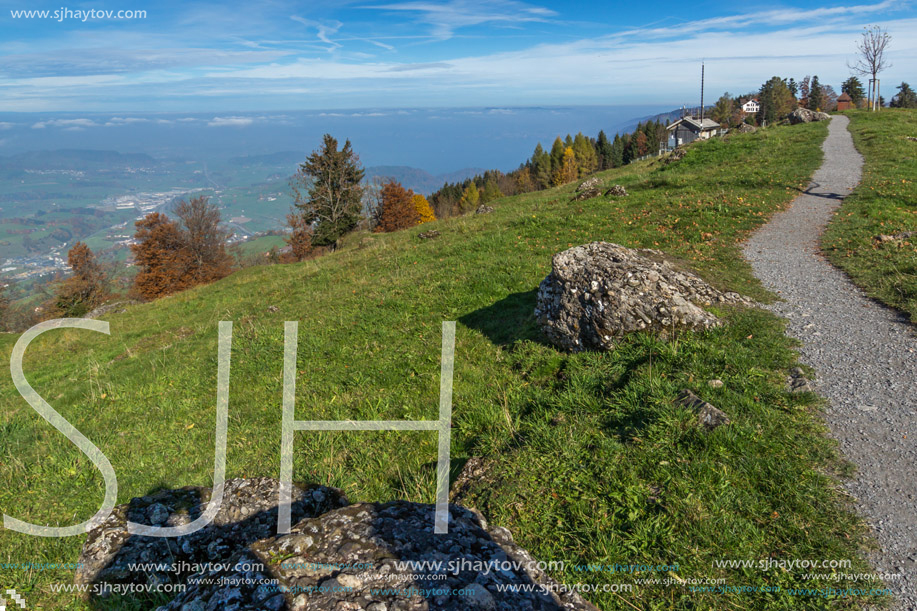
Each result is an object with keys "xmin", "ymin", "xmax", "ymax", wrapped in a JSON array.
[
  {"xmin": 823, "ymin": 109, "xmax": 917, "ymax": 321},
  {"xmin": 0, "ymin": 122, "xmax": 887, "ymax": 610}
]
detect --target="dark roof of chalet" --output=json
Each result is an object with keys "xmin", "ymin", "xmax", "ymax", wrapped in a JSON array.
[
  {"xmin": 666, "ymin": 117, "xmax": 720, "ymax": 131},
  {"xmin": 837, "ymin": 92, "xmax": 853, "ymax": 101}
]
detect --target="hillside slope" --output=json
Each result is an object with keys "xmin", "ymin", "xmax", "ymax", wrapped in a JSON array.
[
  {"xmin": 823, "ymin": 109, "xmax": 917, "ymax": 321},
  {"xmin": 0, "ymin": 122, "xmax": 886, "ymax": 610}
]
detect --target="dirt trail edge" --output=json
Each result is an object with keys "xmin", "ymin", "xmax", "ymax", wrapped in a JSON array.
[{"xmin": 744, "ymin": 115, "xmax": 917, "ymax": 609}]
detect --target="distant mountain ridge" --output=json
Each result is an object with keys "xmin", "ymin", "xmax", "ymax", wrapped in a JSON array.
[
  {"xmin": 229, "ymin": 152, "xmax": 484, "ymax": 195},
  {"xmin": 365, "ymin": 165, "xmax": 487, "ymax": 195}
]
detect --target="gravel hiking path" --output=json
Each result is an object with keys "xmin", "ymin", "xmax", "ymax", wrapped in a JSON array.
[{"xmin": 744, "ymin": 115, "xmax": 917, "ymax": 609}]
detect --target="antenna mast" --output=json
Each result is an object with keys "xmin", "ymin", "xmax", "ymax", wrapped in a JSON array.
[{"xmin": 700, "ymin": 62, "xmax": 705, "ymax": 122}]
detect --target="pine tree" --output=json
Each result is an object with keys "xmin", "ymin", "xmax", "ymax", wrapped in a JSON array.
[
  {"xmin": 808, "ymin": 75, "xmax": 825, "ymax": 111},
  {"xmin": 890, "ymin": 82, "xmax": 917, "ymax": 108},
  {"xmin": 611, "ymin": 134, "xmax": 625, "ymax": 168},
  {"xmin": 595, "ymin": 130, "xmax": 613, "ymax": 170},
  {"xmin": 549, "ymin": 137, "xmax": 566, "ymax": 177},
  {"xmin": 842, "ymin": 77, "xmax": 866, "ymax": 107},
  {"xmin": 711, "ymin": 93, "xmax": 734, "ymax": 125},
  {"xmin": 481, "ymin": 178, "xmax": 503, "ymax": 203},
  {"xmin": 459, "ymin": 183, "xmax": 481, "ymax": 212},
  {"xmin": 758, "ymin": 76, "xmax": 796, "ymax": 124},
  {"xmin": 290, "ymin": 134, "xmax": 365, "ymax": 249},
  {"xmin": 572, "ymin": 132, "xmax": 597, "ymax": 177},
  {"xmin": 552, "ymin": 147, "xmax": 578, "ymax": 185},
  {"xmin": 531, "ymin": 143, "xmax": 552, "ymax": 188}
]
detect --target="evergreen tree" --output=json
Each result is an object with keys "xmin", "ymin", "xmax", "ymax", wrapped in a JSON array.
[
  {"xmin": 481, "ymin": 178, "xmax": 503, "ymax": 204},
  {"xmin": 842, "ymin": 77, "xmax": 866, "ymax": 107},
  {"xmin": 807, "ymin": 75, "xmax": 825, "ymax": 110},
  {"xmin": 552, "ymin": 148, "xmax": 577, "ymax": 185},
  {"xmin": 572, "ymin": 132, "xmax": 597, "ymax": 177},
  {"xmin": 787, "ymin": 78, "xmax": 798, "ymax": 97},
  {"xmin": 595, "ymin": 130, "xmax": 613, "ymax": 170},
  {"xmin": 611, "ymin": 134, "xmax": 625, "ymax": 168},
  {"xmin": 890, "ymin": 82, "xmax": 917, "ymax": 108},
  {"xmin": 549, "ymin": 137, "xmax": 566, "ymax": 177},
  {"xmin": 532, "ymin": 145, "xmax": 552, "ymax": 189},
  {"xmin": 711, "ymin": 93, "xmax": 734, "ymax": 125},
  {"xmin": 758, "ymin": 76, "xmax": 796, "ymax": 124},
  {"xmin": 459, "ymin": 182, "xmax": 480, "ymax": 212},
  {"xmin": 290, "ymin": 134, "xmax": 365, "ymax": 249}
]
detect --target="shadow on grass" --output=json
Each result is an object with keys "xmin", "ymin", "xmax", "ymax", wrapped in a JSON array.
[{"xmin": 459, "ymin": 288, "xmax": 543, "ymax": 348}]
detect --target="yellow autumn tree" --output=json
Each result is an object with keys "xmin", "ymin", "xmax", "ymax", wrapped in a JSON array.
[
  {"xmin": 552, "ymin": 147, "xmax": 578, "ymax": 186},
  {"xmin": 413, "ymin": 193, "xmax": 436, "ymax": 224},
  {"xmin": 459, "ymin": 183, "xmax": 481, "ymax": 212}
]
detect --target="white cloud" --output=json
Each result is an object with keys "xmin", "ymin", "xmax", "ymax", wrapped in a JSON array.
[
  {"xmin": 207, "ymin": 116, "xmax": 254, "ymax": 127},
  {"xmin": 105, "ymin": 117, "xmax": 152, "ymax": 126},
  {"xmin": 31, "ymin": 118, "xmax": 99, "ymax": 129},
  {"xmin": 0, "ymin": 122, "xmax": 14, "ymax": 130}
]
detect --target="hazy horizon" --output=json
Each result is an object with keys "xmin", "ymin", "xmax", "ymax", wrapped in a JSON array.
[{"xmin": 0, "ymin": 104, "xmax": 676, "ymax": 175}]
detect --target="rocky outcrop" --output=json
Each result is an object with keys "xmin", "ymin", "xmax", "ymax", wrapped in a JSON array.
[
  {"xmin": 788, "ymin": 108, "xmax": 830, "ymax": 124},
  {"xmin": 534, "ymin": 242, "xmax": 754, "ymax": 352},
  {"xmin": 735, "ymin": 124, "xmax": 757, "ymax": 134},
  {"xmin": 75, "ymin": 478, "xmax": 348, "ymax": 601},
  {"xmin": 475, "ymin": 205, "xmax": 494, "ymax": 215},
  {"xmin": 604, "ymin": 185, "xmax": 627, "ymax": 197},
  {"xmin": 76, "ymin": 479, "xmax": 598, "ymax": 610},
  {"xmin": 571, "ymin": 177, "xmax": 602, "ymax": 201},
  {"xmin": 418, "ymin": 229, "xmax": 441, "ymax": 240},
  {"xmin": 664, "ymin": 148, "xmax": 686, "ymax": 164}
]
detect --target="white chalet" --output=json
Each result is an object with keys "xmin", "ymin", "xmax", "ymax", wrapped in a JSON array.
[{"xmin": 741, "ymin": 99, "xmax": 760, "ymax": 114}]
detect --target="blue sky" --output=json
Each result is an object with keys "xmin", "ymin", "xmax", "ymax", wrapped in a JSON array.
[{"xmin": 0, "ymin": 0, "xmax": 915, "ymax": 112}]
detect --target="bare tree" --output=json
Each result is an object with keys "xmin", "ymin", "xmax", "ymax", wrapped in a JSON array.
[
  {"xmin": 849, "ymin": 25, "xmax": 892, "ymax": 111},
  {"xmin": 172, "ymin": 196, "xmax": 233, "ymax": 285}
]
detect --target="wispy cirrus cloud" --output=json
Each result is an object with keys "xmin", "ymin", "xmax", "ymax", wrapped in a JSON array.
[
  {"xmin": 290, "ymin": 16, "xmax": 345, "ymax": 51},
  {"xmin": 361, "ymin": 0, "xmax": 558, "ymax": 39}
]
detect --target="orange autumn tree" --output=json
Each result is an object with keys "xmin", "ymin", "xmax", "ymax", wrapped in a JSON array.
[
  {"xmin": 50, "ymin": 241, "xmax": 107, "ymax": 317},
  {"xmin": 132, "ymin": 212, "xmax": 192, "ymax": 300},
  {"xmin": 413, "ymin": 193, "xmax": 436, "ymax": 224},
  {"xmin": 131, "ymin": 197, "xmax": 232, "ymax": 300},
  {"xmin": 376, "ymin": 180, "xmax": 420, "ymax": 232},
  {"xmin": 284, "ymin": 211, "xmax": 314, "ymax": 262}
]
